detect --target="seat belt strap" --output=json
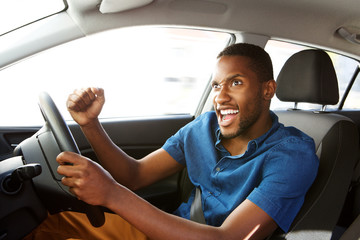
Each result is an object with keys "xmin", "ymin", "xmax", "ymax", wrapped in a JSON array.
[{"xmin": 190, "ymin": 187, "xmax": 206, "ymax": 224}]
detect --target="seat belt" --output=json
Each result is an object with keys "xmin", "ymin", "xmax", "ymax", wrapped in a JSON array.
[{"xmin": 190, "ymin": 187, "xmax": 206, "ymax": 224}]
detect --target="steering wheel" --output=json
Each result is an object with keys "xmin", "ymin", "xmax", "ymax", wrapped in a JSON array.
[{"xmin": 38, "ymin": 92, "xmax": 105, "ymax": 227}]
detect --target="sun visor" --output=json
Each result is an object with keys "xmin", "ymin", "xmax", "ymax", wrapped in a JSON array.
[{"xmin": 99, "ymin": 0, "xmax": 153, "ymax": 13}]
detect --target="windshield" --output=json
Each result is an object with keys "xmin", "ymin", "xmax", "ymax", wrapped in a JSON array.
[
  {"xmin": 0, "ymin": 27, "xmax": 231, "ymax": 126},
  {"xmin": 0, "ymin": 0, "xmax": 66, "ymax": 35}
]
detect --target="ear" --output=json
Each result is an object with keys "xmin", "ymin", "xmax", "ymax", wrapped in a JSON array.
[{"xmin": 263, "ymin": 80, "xmax": 276, "ymax": 101}]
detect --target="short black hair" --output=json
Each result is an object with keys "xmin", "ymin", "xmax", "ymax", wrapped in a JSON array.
[{"xmin": 217, "ymin": 43, "xmax": 274, "ymax": 82}]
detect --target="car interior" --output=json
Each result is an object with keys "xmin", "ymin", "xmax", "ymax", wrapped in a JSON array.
[
  {"xmin": 271, "ymin": 49, "xmax": 359, "ymax": 239},
  {"xmin": 1, "ymin": 0, "xmax": 360, "ymax": 239}
]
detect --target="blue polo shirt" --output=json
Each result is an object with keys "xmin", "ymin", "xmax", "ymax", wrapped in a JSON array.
[{"xmin": 162, "ymin": 111, "xmax": 318, "ymax": 232}]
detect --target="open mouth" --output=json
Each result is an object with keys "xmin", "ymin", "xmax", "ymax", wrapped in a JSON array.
[{"xmin": 220, "ymin": 109, "xmax": 239, "ymax": 122}]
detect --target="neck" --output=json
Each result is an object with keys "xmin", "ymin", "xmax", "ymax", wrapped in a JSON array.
[{"xmin": 222, "ymin": 111, "xmax": 273, "ymax": 156}]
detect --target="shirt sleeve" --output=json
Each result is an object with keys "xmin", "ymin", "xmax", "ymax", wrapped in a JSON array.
[
  {"xmin": 162, "ymin": 130, "xmax": 187, "ymax": 166},
  {"xmin": 161, "ymin": 112, "xmax": 217, "ymax": 166},
  {"xmin": 247, "ymin": 136, "xmax": 319, "ymax": 232}
]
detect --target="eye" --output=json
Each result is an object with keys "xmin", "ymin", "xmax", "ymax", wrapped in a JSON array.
[
  {"xmin": 232, "ymin": 80, "xmax": 243, "ymax": 86},
  {"xmin": 211, "ymin": 82, "xmax": 221, "ymax": 89}
]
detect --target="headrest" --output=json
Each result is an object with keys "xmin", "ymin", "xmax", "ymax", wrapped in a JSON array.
[{"xmin": 276, "ymin": 49, "xmax": 339, "ymax": 105}]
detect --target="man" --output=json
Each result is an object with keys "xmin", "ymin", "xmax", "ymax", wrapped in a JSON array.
[{"xmin": 27, "ymin": 43, "xmax": 318, "ymax": 240}]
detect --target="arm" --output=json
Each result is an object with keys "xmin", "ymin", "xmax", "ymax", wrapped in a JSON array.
[
  {"xmin": 57, "ymin": 152, "xmax": 278, "ymax": 240},
  {"xmin": 109, "ymin": 189, "xmax": 277, "ymax": 240},
  {"xmin": 66, "ymin": 87, "xmax": 184, "ymax": 190}
]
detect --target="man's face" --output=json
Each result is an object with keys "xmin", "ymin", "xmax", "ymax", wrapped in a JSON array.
[{"xmin": 212, "ymin": 55, "xmax": 265, "ymax": 139}]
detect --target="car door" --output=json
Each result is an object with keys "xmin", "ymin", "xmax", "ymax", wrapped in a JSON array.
[
  {"xmin": 0, "ymin": 26, "xmax": 232, "ymax": 212},
  {"xmin": 0, "ymin": 115, "xmax": 193, "ymax": 211}
]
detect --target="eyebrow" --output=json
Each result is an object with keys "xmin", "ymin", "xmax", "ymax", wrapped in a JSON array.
[
  {"xmin": 226, "ymin": 74, "xmax": 245, "ymax": 81},
  {"xmin": 212, "ymin": 73, "xmax": 246, "ymax": 84}
]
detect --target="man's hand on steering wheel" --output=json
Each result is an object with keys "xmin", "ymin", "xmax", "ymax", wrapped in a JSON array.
[
  {"xmin": 57, "ymin": 151, "xmax": 118, "ymax": 207},
  {"xmin": 37, "ymin": 91, "xmax": 106, "ymax": 227}
]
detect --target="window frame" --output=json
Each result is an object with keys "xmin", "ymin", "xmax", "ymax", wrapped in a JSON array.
[{"xmin": 265, "ymin": 39, "xmax": 360, "ymax": 111}]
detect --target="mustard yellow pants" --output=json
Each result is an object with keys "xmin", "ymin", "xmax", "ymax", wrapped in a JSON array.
[{"xmin": 23, "ymin": 211, "xmax": 149, "ymax": 240}]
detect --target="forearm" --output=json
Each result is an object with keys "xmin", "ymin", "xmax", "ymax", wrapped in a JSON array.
[
  {"xmin": 58, "ymin": 140, "xmax": 275, "ymax": 240},
  {"xmin": 107, "ymin": 184, "xmax": 223, "ymax": 240},
  {"xmin": 80, "ymin": 119, "xmax": 140, "ymax": 189}
]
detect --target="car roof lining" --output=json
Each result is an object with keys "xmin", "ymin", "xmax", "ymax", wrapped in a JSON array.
[
  {"xmin": 64, "ymin": 0, "xmax": 360, "ymax": 57},
  {"xmin": 1, "ymin": 0, "xmax": 360, "ymax": 69}
]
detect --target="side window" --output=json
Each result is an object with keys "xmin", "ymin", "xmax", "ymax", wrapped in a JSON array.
[
  {"xmin": 328, "ymin": 54, "xmax": 359, "ymax": 110},
  {"xmin": 0, "ymin": 27, "xmax": 231, "ymax": 126},
  {"xmin": 265, "ymin": 40, "xmax": 360, "ymax": 111},
  {"xmin": 343, "ymin": 71, "xmax": 360, "ymax": 109}
]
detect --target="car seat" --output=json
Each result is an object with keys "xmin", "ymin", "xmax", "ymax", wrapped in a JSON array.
[
  {"xmin": 338, "ymin": 156, "xmax": 360, "ymax": 239},
  {"xmin": 269, "ymin": 49, "xmax": 359, "ymax": 239}
]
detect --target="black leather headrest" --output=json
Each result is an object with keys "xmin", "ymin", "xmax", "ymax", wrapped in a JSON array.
[{"xmin": 276, "ymin": 49, "xmax": 339, "ymax": 105}]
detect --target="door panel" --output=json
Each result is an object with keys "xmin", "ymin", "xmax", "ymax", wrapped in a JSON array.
[
  {"xmin": 0, "ymin": 128, "xmax": 39, "ymax": 160},
  {"xmin": 69, "ymin": 115, "xmax": 193, "ymax": 211},
  {"xmin": 0, "ymin": 115, "xmax": 193, "ymax": 212},
  {"xmin": 70, "ymin": 115, "xmax": 192, "ymax": 151}
]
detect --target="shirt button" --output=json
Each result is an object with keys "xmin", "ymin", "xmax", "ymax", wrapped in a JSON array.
[{"xmin": 216, "ymin": 167, "xmax": 221, "ymax": 172}]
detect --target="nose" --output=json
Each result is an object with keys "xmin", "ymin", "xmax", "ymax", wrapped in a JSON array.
[{"xmin": 214, "ymin": 86, "xmax": 231, "ymax": 105}]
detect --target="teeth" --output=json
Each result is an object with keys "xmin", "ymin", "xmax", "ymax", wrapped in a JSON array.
[{"xmin": 220, "ymin": 109, "xmax": 239, "ymax": 115}]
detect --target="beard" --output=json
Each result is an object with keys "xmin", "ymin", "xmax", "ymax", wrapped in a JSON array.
[{"xmin": 221, "ymin": 92, "xmax": 263, "ymax": 139}]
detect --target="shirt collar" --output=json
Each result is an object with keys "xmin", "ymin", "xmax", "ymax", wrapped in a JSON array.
[{"xmin": 215, "ymin": 111, "xmax": 280, "ymax": 155}]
